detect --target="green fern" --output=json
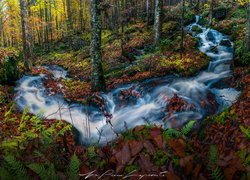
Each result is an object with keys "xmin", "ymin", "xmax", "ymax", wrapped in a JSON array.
[
  {"xmin": 0, "ymin": 140, "xmax": 19, "ymax": 151},
  {"xmin": 244, "ymin": 155, "xmax": 250, "ymax": 167},
  {"xmin": 181, "ymin": 120, "xmax": 196, "ymax": 136},
  {"xmin": 3, "ymin": 155, "xmax": 29, "ymax": 180},
  {"xmin": 28, "ymin": 163, "xmax": 59, "ymax": 180},
  {"xmin": 46, "ymin": 164, "xmax": 59, "ymax": 180},
  {"xmin": 237, "ymin": 149, "xmax": 247, "ymax": 162},
  {"xmin": 4, "ymin": 105, "xmax": 14, "ymax": 118},
  {"xmin": 239, "ymin": 125, "xmax": 250, "ymax": 140},
  {"xmin": 20, "ymin": 108, "xmax": 30, "ymax": 122},
  {"xmin": 0, "ymin": 167, "xmax": 12, "ymax": 180},
  {"xmin": 4, "ymin": 105, "xmax": 16, "ymax": 122},
  {"xmin": 209, "ymin": 145, "xmax": 218, "ymax": 165},
  {"xmin": 57, "ymin": 124, "xmax": 72, "ymax": 136},
  {"xmin": 163, "ymin": 120, "xmax": 196, "ymax": 140},
  {"xmin": 237, "ymin": 149, "xmax": 250, "ymax": 167},
  {"xmin": 210, "ymin": 167, "xmax": 224, "ymax": 180},
  {"xmin": 163, "ymin": 128, "xmax": 182, "ymax": 139},
  {"xmin": 208, "ymin": 145, "xmax": 224, "ymax": 180},
  {"xmin": 68, "ymin": 154, "xmax": 80, "ymax": 180},
  {"xmin": 28, "ymin": 163, "xmax": 47, "ymax": 180},
  {"xmin": 87, "ymin": 146, "xmax": 97, "ymax": 159}
]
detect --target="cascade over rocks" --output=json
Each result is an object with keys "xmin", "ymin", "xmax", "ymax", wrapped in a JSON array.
[{"xmin": 15, "ymin": 16, "xmax": 240, "ymax": 145}]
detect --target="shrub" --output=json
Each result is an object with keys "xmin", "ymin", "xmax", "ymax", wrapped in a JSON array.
[
  {"xmin": 0, "ymin": 50, "xmax": 19, "ymax": 84},
  {"xmin": 235, "ymin": 40, "xmax": 250, "ymax": 66},
  {"xmin": 158, "ymin": 38, "xmax": 172, "ymax": 51},
  {"xmin": 153, "ymin": 150, "xmax": 169, "ymax": 166}
]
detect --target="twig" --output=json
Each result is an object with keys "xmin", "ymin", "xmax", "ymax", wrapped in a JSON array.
[
  {"xmin": 96, "ymin": 127, "xmax": 103, "ymax": 144},
  {"xmin": 43, "ymin": 101, "xmax": 65, "ymax": 119}
]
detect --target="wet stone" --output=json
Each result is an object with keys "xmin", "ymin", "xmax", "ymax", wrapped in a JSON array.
[{"xmin": 220, "ymin": 39, "xmax": 232, "ymax": 47}]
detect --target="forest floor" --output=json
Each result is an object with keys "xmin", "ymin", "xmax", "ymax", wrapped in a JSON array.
[
  {"xmin": 31, "ymin": 21, "xmax": 208, "ymax": 102},
  {"xmin": 0, "ymin": 3, "xmax": 250, "ymax": 180}
]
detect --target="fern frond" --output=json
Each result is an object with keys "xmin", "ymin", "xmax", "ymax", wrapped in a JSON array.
[
  {"xmin": 239, "ymin": 125, "xmax": 250, "ymax": 140},
  {"xmin": 164, "ymin": 128, "xmax": 182, "ymax": 139},
  {"xmin": 0, "ymin": 167, "xmax": 12, "ymax": 180},
  {"xmin": 208, "ymin": 145, "xmax": 224, "ymax": 180},
  {"xmin": 87, "ymin": 146, "xmax": 97, "ymax": 159},
  {"xmin": 46, "ymin": 163, "xmax": 59, "ymax": 180},
  {"xmin": 4, "ymin": 155, "xmax": 29, "ymax": 179},
  {"xmin": 209, "ymin": 145, "xmax": 218, "ymax": 166},
  {"xmin": 68, "ymin": 154, "xmax": 80, "ymax": 180},
  {"xmin": 244, "ymin": 155, "xmax": 250, "ymax": 166},
  {"xmin": 237, "ymin": 149, "xmax": 250, "ymax": 167},
  {"xmin": 28, "ymin": 163, "xmax": 47, "ymax": 180},
  {"xmin": 210, "ymin": 167, "xmax": 224, "ymax": 180},
  {"xmin": 237, "ymin": 149, "xmax": 247, "ymax": 162},
  {"xmin": 0, "ymin": 140, "xmax": 19, "ymax": 150},
  {"xmin": 181, "ymin": 120, "xmax": 195, "ymax": 136},
  {"xmin": 21, "ymin": 108, "xmax": 30, "ymax": 122},
  {"xmin": 4, "ymin": 105, "xmax": 13, "ymax": 118},
  {"xmin": 57, "ymin": 124, "xmax": 72, "ymax": 136}
]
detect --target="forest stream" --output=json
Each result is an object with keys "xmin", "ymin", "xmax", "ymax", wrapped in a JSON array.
[{"xmin": 15, "ymin": 16, "xmax": 241, "ymax": 146}]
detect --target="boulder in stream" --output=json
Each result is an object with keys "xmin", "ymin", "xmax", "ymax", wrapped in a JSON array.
[
  {"xmin": 207, "ymin": 31, "xmax": 216, "ymax": 42},
  {"xmin": 220, "ymin": 39, "xmax": 232, "ymax": 47},
  {"xmin": 191, "ymin": 25, "xmax": 203, "ymax": 35}
]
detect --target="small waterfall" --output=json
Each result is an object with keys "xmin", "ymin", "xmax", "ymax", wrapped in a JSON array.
[{"xmin": 15, "ymin": 16, "xmax": 240, "ymax": 146}]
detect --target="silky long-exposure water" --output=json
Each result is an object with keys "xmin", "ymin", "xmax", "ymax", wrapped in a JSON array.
[{"xmin": 15, "ymin": 16, "xmax": 240, "ymax": 145}]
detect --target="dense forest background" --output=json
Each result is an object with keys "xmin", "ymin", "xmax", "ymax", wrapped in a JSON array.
[{"xmin": 0, "ymin": 0, "xmax": 249, "ymax": 179}]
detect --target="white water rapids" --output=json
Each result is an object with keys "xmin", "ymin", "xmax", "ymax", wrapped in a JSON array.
[{"xmin": 15, "ymin": 16, "xmax": 240, "ymax": 145}]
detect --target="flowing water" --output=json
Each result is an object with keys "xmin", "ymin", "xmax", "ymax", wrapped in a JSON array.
[{"xmin": 15, "ymin": 16, "xmax": 240, "ymax": 145}]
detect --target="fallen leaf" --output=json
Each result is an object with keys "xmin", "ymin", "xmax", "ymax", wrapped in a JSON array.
[
  {"xmin": 115, "ymin": 142, "xmax": 131, "ymax": 172},
  {"xmin": 143, "ymin": 140, "xmax": 156, "ymax": 155},
  {"xmin": 168, "ymin": 138, "xmax": 186, "ymax": 157},
  {"xmin": 192, "ymin": 164, "xmax": 202, "ymax": 178},
  {"xmin": 150, "ymin": 128, "xmax": 164, "ymax": 148},
  {"xmin": 165, "ymin": 171, "xmax": 180, "ymax": 180},
  {"xmin": 139, "ymin": 153, "xmax": 158, "ymax": 172},
  {"xmin": 128, "ymin": 140, "xmax": 143, "ymax": 156},
  {"xmin": 224, "ymin": 167, "xmax": 237, "ymax": 180}
]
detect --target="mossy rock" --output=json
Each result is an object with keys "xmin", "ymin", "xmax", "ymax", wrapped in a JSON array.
[
  {"xmin": 219, "ymin": 39, "xmax": 232, "ymax": 47},
  {"xmin": 191, "ymin": 25, "xmax": 203, "ymax": 34},
  {"xmin": 198, "ymin": 18, "xmax": 209, "ymax": 26},
  {"xmin": 213, "ymin": 6, "xmax": 228, "ymax": 20},
  {"xmin": 0, "ymin": 55, "xmax": 19, "ymax": 84},
  {"xmin": 162, "ymin": 21, "xmax": 178, "ymax": 34}
]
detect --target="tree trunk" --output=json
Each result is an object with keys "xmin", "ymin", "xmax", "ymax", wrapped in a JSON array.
[
  {"xmin": 79, "ymin": 0, "xmax": 84, "ymax": 32},
  {"xmin": 154, "ymin": 0, "xmax": 163, "ymax": 45},
  {"xmin": 66, "ymin": 0, "xmax": 73, "ymax": 33},
  {"xmin": 196, "ymin": 0, "xmax": 200, "ymax": 13},
  {"xmin": 209, "ymin": 0, "xmax": 214, "ymax": 26},
  {"xmin": 27, "ymin": 5, "xmax": 34, "ymax": 56},
  {"xmin": 44, "ymin": 1, "xmax": 49, "ymax": 51},
  {"xmin": 245, "ymin": 2, "xmax": 250, "ymax": 51},
  {"xmin": 146, "ymin": 0, "xmax": 150, "ymax": 26},
  {"xmin": 90, "ymin": 0, "xmax": 106, "ymax": 92},
  {"xmin": 180, "ymin": 0, "xmax": 185, "ymax": 57},
  {"xmin": 20, "ymin": 0, "xmax": 31, "ymax": 71},
  {"xmin": 0, "ymin": 17, "xmax": 3, "ymax": 47}
]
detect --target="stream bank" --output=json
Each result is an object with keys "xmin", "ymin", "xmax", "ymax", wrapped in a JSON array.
[{"xmin": 15, "ymin": 16, "xmax": 240, "ymax": 146}]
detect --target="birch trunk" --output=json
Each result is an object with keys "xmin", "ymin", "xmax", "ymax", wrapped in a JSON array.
[
  {"xmin": 90, "ymin": 0, "xmax": 106, "ymax": 92},
  {"xmin": 154, "ymin": 0, "xmax": 163, "ymax": 45},
  {"xmin": 20, "ymin": 0, "xmax": 31, "ymax": 71}
]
